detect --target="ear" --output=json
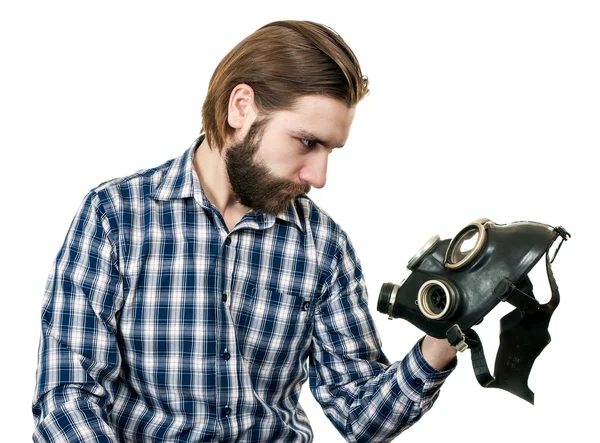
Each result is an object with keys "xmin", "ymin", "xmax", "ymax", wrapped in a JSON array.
[{"xmin": 227, "ymin": 84, "xmax": 257, "ymax": 130}]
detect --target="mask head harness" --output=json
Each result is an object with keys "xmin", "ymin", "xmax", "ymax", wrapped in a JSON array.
[{"xmin": 377, "ymin": 219, "xmax": 570, "ymax": 404}]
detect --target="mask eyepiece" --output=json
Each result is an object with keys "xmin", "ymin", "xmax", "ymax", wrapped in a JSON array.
[
  {"xmin": 407, "ymin": 235, "xmax": 440, "ymax": 270},
  {"xmin": 418, "ymin": 280, "xmax": 454, "ymax": 319},
  {"xmin": 444, "ymin": 219, "xmax": 490, "ymax": 270}
]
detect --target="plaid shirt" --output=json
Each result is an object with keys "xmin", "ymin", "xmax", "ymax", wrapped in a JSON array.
[{"xmin": 32, "ymin": 136, "xmax": 456, "ymax": 442}]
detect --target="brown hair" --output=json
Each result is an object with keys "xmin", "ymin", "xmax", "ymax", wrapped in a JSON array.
[{"xmin": 201, "ymin": 20, "xmax": 369, "ymax": 152}]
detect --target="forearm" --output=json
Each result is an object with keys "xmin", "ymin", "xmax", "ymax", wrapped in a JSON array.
[
  {"xmin": 312, "ymin": 340, "xmax": 457, "ymax": 442},
  {"xmin": 33, "ymin": 388, "xmax": 119, "ymax": 443},
  {"xmin": 32, "ymin": 323, "xmax": 121, "ymax": 442}
]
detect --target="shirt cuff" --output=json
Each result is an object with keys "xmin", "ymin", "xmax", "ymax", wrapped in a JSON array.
[{"xmin": 396, "ymin": 337, "xmax": 457, "ymax": 406}]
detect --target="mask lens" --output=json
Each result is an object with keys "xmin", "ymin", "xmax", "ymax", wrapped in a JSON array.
[
  {"xmin": 407, "ymin": 235, "xmax": 440, "ymax": 270},
  {"xmin": 449, "ymin": 229, "xmax": 479, "ymax": 264},
  {"xmin": 444, "ymin": 221, "xmax": 488, "ymax": 269}
]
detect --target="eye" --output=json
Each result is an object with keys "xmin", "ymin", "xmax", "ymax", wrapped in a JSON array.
[{"xmin": 300, "ymin": 138, "xmax": 316, "ymax": 148}]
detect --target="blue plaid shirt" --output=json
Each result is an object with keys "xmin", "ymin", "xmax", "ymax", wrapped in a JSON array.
[{"xmin": 32, "ymin": 136, "xmax": 456, "ymax": 442}]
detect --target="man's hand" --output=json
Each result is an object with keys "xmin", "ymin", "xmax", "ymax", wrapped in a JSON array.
[{"xmin": 420, "ymin": 335, "xmax": 458, "ymax": 371}]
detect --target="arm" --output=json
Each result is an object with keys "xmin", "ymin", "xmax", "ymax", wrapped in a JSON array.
[
  {"xmin": 309, "ymin": 231, "xmax": 457, "ymax": 443},
  {"xmin": 32, "ymin": 190, "xmax": 123, "ymax": 442}
]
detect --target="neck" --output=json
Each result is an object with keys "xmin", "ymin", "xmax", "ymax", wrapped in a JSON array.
[{"xmin": 192, "ymin": 137, "xmax": 250, "ymax": 223}]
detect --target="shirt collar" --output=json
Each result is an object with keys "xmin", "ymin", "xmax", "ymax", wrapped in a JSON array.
[{"xmin": 150, "ymin": 135, "xmax": 305, "ymax": 233}]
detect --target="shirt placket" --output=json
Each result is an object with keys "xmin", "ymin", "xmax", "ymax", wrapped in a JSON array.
[{"xmin": 213, "ymin": 218, "xmax": 243, "ymax": 440}]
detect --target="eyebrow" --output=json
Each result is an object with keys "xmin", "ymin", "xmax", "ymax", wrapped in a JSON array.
[{"xmin": 290, "ymin": 129, "xmax": 345, "ymax": 149}]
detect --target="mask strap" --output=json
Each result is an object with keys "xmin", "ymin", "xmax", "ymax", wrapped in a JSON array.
[
  {"xmin": 550, "ymin": 226, "xmax": 571, "ymax": 264},
  {"xmin": 493, "ymin": 277, "xmax": 539, "ymax": 314},
  {"xmin": 447, "ymin": 253, "xmax": 561, "ymax": 396},
  {"xmin": 446, "ymin": 325, "xmax": 495, "ymax": 387},
  {"xmin": 464, "ymin": 328, "xmax": 496, "ymax": 387},
  {"xmin": 544, "ymin": 251, "xmax": 560, "ymax": 311}
]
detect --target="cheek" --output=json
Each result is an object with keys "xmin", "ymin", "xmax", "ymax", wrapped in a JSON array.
[
  {"xmin": 268, "ymin": 156, "xmax": 301, "ymax": 180},
  {"xmin": 259, "ymin": 134, "xmax": 303, "ymax": 175}
]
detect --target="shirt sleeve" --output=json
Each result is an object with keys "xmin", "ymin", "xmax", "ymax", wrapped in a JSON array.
[
  {"xmin": 32, "ymin": 190, "xmax": 123, "ymax": 442},
  {"xmin": 309, "ymin": 230, "xmax": 457, "ymax": 443}
]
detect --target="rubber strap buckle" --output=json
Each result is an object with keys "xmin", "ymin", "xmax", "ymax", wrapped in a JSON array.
[
  {"xmin": 555, "ymin": 226, "xmax": 571, "ymax": 241},
  {"xmin": 446, "ymin": 324, "xmax": 469, "ymax": 352}
]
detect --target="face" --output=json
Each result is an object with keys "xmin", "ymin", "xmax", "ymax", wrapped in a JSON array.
[{"xmin": 225, "ymin": 95, "xmax": 355, "ymax": 215}]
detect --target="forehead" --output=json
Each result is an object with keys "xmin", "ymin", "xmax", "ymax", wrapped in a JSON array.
[{"xmin": 270, "ymin": 95, "xmax": 356, "ymax": 145}]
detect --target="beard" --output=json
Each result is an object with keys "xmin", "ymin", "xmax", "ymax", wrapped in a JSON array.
[{"xmin": 224, "ymin": 118, "xmax": 311, "ymax": 216}]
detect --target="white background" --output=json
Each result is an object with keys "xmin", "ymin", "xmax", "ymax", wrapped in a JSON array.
[{"xmin": 1, "ymin": 1, "xmax": 598, "ymax": 441}]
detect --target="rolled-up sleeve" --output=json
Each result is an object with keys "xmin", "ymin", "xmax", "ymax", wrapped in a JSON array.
[
  {"xmin": 32, "ymin": 190, "xmax": 123, "ymax": 442},
  {"xmin": 309, "ymin": 230, "xmax": 456, "ymax": 443}
]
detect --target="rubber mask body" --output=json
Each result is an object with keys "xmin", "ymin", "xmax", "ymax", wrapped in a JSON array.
[{"xmin": 378, "ymin": 220, "xmax": 569, "ymax": 404}]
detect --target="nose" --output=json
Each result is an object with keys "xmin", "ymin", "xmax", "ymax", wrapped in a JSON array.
[{"xmin": 299, "ymin": 151, "xmax": 329, "ymax": 189}]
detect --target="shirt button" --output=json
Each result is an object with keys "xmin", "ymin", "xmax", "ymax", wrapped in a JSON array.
[
  {"xmin": 222, "ymin": 293, "xmax": 227, "ymax": 302},
  {"xmin": 225, "ymin": 237, "xmax": 231, "ymax": 246},
  {"xmin": 223, "ymin": 351, "xmax": 231, "ymax": 360},
  {"xmin": 415, "ymin": 378, "xmax": 423, "ymax": 386},
  {"xmin": 223, "ymin": 406, "xmax": 231, "ymax": 416}
]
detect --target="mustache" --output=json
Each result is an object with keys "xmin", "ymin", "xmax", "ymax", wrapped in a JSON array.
[
  {"xmin": 277, "ymin": 180, "xmax": 311, "ymax": 196},
  {"xmin": 255, "ymin": 170, "xmax": 311, "ymax": 197}
]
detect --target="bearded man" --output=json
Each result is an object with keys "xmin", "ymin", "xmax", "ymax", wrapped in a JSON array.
[{"xmin": 32, "ymin": 20, "xmax": 457, "ymax": 442}]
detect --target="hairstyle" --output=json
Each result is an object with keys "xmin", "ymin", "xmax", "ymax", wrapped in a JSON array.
[{"xmin": 201, "ymin": 20, "xmax": 369, "ymax": 152}]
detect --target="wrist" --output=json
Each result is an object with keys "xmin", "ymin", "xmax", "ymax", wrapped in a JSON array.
[{"xmin": 420, "ymin": 335, "xmax": 458, "ymax": 371}]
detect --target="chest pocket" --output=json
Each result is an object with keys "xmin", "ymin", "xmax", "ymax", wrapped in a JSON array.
[{"xmin": 231, "ymin": 286, "xmax": 314, "ymax": 371}]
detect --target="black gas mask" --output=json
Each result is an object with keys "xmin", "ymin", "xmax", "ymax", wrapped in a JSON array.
[{"xmin": 377, "ymin": 219, "xmax": 570, "ymax": 404}]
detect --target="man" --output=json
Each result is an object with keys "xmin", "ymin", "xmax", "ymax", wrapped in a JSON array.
[{"xmin": 32, "ymin": 20, "xmax": 457, "ymax": 442}]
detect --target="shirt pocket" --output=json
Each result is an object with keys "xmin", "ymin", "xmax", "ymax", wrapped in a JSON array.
[{"xmin": 232, "ymin": 286, "xmax": 314, "ymax": 371}]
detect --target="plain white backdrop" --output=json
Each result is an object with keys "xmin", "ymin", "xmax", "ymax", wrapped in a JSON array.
[{"xmin": 1, "ymin": 1, "xmax": 598, "ymax": 441}]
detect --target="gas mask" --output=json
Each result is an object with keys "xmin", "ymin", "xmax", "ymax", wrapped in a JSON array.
[{"xmin": 377, "ymin": 219, "xmax": 570, "ymax": 404}]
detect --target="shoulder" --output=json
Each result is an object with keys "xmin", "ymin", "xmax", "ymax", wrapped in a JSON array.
[
  {"xmin": 85, "ymin": 156, "xmax": 174, "ymax": 217},
  {"xmin": 89, "ymin": 159, "xmax": 175, "ymax": 203},
  {"xmin": 95, "ymin": 158, "xmax": 172, "ymax": 198}
]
